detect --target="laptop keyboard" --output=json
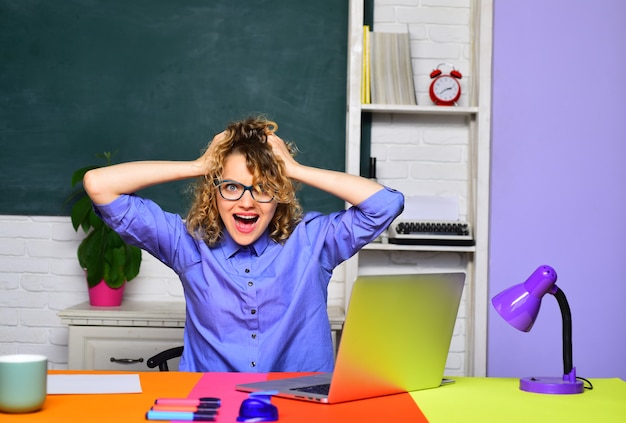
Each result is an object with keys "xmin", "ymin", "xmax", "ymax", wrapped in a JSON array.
[{"xmin": 292, "ymin": 383, "xmax": 331, "ymax": 395}]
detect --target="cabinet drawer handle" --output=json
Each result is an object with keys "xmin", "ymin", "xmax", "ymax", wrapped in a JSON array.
[{"xmin": 110, "ymin": 357, "xmax": 144, "ymax": 365}]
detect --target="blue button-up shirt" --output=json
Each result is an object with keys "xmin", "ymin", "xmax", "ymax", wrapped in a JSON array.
[{"xmin": 95, "ymin": 187, "xmax": 403, "ymax": 372}]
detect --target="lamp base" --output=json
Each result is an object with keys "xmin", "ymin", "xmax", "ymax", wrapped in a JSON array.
[{"xmin": 519, "ymin": 376, "xmax": 584, "ymax": 394}]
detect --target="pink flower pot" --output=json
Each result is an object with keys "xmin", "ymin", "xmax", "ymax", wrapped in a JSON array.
[{"xmin": 88, "ymin": 280, "xmax": 125, "ymax": 306}]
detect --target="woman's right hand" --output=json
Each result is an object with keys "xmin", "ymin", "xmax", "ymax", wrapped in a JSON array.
[{"xmin": 194, "ymin": 131, "xmax": 227, "ymax": 175}]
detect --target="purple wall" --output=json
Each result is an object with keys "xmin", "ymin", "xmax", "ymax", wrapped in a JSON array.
[{"xmin": 489, "ymin": 0, "xmax": 626, "ymax": 379}]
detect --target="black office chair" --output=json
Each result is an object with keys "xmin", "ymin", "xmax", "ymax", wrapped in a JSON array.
[{"xmin": 146, "ymin": 346, "xmax": 184, "ymax": 371}]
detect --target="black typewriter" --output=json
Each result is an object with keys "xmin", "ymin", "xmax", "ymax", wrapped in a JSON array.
[{"xmin": 387, "ymin": 220, "xmax": 474, "ymax": 246}]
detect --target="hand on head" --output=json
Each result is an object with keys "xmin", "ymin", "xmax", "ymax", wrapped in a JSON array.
[
  {"xmin": 266, "ymin": 132, "xmax": 299, "ymax": 178},
  {"xmin": 193, "ymin": 131, "xmax": 225, "ymax": 175}
]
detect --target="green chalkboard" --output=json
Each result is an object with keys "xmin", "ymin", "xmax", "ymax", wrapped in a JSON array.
[{"xmin": 0, "ymin": 0, "xmax": 348, "ymax": 216}]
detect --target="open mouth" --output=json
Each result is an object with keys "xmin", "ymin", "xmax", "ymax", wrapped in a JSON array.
[
  {"xmin": 234, "ymin": 214, "xmax": 259, "ymax": 232},
  {"xmin": 234, "ymin": 214, "xmax": 259, "ymax": 224}
]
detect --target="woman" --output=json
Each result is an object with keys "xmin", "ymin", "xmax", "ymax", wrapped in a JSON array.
[{"xmin": 84, "ymin": 116, "xmax": 404, "ymax": 372}]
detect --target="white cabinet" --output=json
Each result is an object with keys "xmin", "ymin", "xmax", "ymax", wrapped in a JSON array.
[
  {"xmin": 67, "ymin": 326, "xmax": 184, "ymax": 371},
  {"xmin": 58, "ymin": 301, "xmax": 186, "ymax": 371},
  {"xmin": 344, "ymin": 0, "xmax": 493, "ymax": 376}
]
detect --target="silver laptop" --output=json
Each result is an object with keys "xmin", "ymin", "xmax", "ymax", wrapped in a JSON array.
[{"xmin": 236, "ymin": 272, "xmax": 465, "ymax": 403}]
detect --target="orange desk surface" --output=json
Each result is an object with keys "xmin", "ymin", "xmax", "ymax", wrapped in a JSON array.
[{"xmin": 2, "ymin": 371, "xmax": 625, "ymax": 423}]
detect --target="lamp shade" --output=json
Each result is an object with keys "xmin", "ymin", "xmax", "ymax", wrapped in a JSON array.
[{"xmin": 491, "ymin": 265, "xmax": 557, "ymax": 332}]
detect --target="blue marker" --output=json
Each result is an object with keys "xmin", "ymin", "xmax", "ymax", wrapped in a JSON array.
[{"xmin": 146, "ymin": 410, "xmax": 216, "ymax": 421}]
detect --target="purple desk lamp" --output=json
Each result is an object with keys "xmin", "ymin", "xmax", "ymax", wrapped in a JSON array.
[{"xmin": 491, "ymin": 265, "xmax": 584, "ymax": 394}]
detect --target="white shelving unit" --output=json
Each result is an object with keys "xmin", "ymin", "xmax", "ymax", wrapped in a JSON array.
[{"xmin": 344, "ymin": 0, "xmax": 493, "ymax": 376}]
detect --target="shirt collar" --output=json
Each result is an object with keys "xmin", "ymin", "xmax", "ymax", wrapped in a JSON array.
[{"xmin": 220, "ymin": 229, "xmax": 271, "ymax": 259}]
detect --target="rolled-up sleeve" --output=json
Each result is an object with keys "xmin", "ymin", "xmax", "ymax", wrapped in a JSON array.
[
  {"xmin": 94, "ymin": 194, "xmax": 192, "ymax": 273},
  {"xmin": 318, "ymin": 186, "xmax": 404, "ymax": 269}
]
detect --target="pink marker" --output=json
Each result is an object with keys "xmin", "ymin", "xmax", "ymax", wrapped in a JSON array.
[{"xmin": 154, "ymin": 397, "xmax": 221, "ymax": 407}]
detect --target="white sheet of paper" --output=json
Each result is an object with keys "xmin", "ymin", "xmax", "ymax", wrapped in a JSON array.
[{"xmin": 47, "ymin": 374, "xmax": 142, "ymax": 394}]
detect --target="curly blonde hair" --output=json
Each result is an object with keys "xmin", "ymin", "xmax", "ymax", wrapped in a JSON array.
[{"xmin": 185, "ymin": 117, "xmax": 302, "ymax": 246}]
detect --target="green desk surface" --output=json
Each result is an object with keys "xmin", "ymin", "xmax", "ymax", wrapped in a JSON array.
[{"xmin": 411, "ymin": 377, "xmax": 626, "ymax": 422}]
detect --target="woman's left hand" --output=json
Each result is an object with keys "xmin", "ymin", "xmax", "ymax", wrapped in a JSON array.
[{"xmin": 267, "ymin": 133, "xmax": 299, "ymax": 177}]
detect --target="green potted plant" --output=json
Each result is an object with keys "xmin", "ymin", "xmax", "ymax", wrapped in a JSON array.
[{"xmin": 66, "ymin": 152, "xmax": 142, "ymax": 306}]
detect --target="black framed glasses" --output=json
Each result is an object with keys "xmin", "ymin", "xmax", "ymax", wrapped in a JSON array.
[{"xmin": 214, "ymin": 179, "xmax": 274, "ymax": 203}]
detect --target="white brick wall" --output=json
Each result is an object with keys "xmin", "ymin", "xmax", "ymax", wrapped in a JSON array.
[
  {"xmin": 371, "ymin": 114, "xmax": 470, "ymax": 216},
  {"xmin": 0, "ymin": 215, "xmax": 171, "ymax": 368}
]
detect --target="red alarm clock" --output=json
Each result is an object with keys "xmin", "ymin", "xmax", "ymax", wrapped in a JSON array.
[{"xmin": 429, "ymin": 63, "xmax": 463, "ymax": 106}]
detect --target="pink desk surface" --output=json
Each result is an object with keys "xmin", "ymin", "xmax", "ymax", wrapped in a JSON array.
[{"xmin": 188, "ymin": 372, "xmax": 428, "ymax": 422}]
